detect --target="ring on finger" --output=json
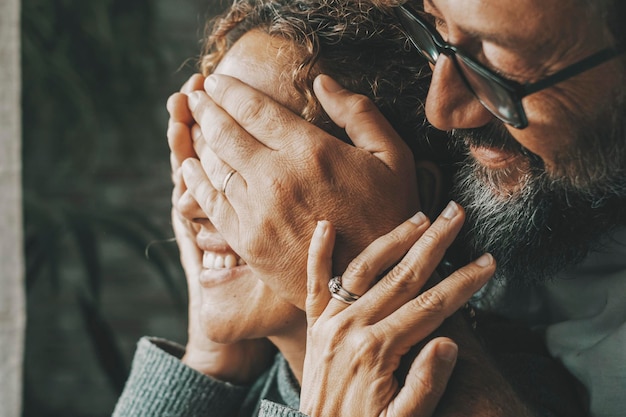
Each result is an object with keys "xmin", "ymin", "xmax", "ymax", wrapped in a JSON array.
[
  {"xmin": 328, "ymin": 276, "xmax": 361, "ymax": 305},
  {"xmin": 221, "ymin": 170, "xmax": 236, "ymax": 194}
]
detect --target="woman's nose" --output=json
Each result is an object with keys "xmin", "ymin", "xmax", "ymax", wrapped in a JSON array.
[
  {"xmin": 425, "ymin": 54, "xmax": 494, "ymax": 130},
  {"xmin": 176, "ymin": 190, "xmax": 208, "ymax": 224}
]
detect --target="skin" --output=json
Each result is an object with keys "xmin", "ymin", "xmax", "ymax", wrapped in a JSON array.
[
  {"xmin": 424, "ymin": 0, "xmax": 622, "ymax": 188},
  {"xmin": 169, "ymin": 74, "xmax": 278, "ymax": 384},
  {"xmin": 181, "ymin": 31, "xmax": 307, "ymax": 362},
  {"xmin": 168, "ymin": 0, "xmax": 624, "ymax": 414},
  {"xmin": 170, "ymin": 24, "xmax": 511, "ymax": 416},
  {"xmin": 173, "ymin": 30, "xmax": 494, "ymax": 403},
  {"xmin": 301, "ymin": 214, "xmax": 497, "ymax": 417},
  {"xmin": 176, "ymin": 79, "xmax": 524, "ymax": 416},
  {"xmin": 174, "ymin": 31, "xmax": 315, "ymax": 383}
]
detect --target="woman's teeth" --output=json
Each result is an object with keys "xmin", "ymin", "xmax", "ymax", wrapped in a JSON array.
[{"xmin": 202, "ymin": 252, "xmax": 246, "ymax": 269}]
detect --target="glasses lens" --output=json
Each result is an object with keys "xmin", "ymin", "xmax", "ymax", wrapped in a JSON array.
[
  {"xmin": 456, "ymin": 55, "xmax": 526, "ymax": 127},
  {"xmin": 397, "ymin": 9, "xmax": 439, "ymax": 64}
]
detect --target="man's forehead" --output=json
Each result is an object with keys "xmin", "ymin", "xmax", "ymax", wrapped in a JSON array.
[{"xmin": 422, "ymin": 0, "xmax": 595, "ymax": 54}]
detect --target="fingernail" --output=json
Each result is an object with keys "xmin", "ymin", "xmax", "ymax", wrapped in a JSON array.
[
  {"xmin": 436, "ymin": 341, "xmax": 458, "ymax": 363},
  {"xmin": 441, "ymin": 201, "xmax": 458, "ymax": 219},
  {"xmin": 204, "ymin": 75, "xmax": 217, "ymax": 95},
  {"xmin": 313, "ymin": 220, "xmax": 328, "ymax": 238},
  {"xmin": 318, "ymin": 74, "xmax": 343, "ymax": 93},
  {"xmin": 187, "ymin": 91, "xmax": 201, "ymax": 111},
  {"xmin": 409, "ymin": 211, "xmax": 428, "ymax": 225},
  {"xmin": 475, "ymin": 253, "xmax": 493, "ymax": 267}
]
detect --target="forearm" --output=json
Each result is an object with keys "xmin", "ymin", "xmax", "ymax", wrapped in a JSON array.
[{"xmin": 113, "ymin": 337, "xmax": 249, "ymax": 417}]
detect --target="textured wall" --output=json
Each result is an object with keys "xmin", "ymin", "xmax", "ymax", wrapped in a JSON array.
[{"xmin": 0, "ymin": 0, "xmax": 24, "ymax": 415}]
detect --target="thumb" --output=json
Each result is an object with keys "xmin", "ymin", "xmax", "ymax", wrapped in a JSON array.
[
  {"xmin": 387, "ymin": 338, "xmax": 457, "ymax": 417},
  {"xmin": 313, "ymin": 74, "xmax": 409, "ymax": 163}
]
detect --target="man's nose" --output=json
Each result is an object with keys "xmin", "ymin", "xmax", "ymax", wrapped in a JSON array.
[{"xmin": 425, "ymin": 54, "xmax": 494, "ymax": 130}]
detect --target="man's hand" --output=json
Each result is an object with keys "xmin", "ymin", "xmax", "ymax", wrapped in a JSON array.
[{"xmin": 182, "ymin": 74, "xmax": 419, "ymax": 309}]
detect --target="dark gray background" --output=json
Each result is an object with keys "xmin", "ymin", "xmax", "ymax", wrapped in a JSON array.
[{"xmin": 22, "ymin": 1, "xmax": 228, "ymax": 415}]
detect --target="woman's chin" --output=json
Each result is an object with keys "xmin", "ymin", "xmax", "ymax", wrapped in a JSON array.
[{"xmin": 199, "ymin": 304, "xmax": 250, "ymax": 343}]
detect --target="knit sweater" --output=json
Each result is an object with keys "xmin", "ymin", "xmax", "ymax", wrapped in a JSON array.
[{"xmin": 112, "ymin": 337, "xmax": 305, "ymax": 417}]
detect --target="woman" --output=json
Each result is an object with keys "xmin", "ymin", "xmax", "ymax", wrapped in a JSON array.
[{"xmin": 113, "ymin": 1, "xmax": 531, "ymax": 416}]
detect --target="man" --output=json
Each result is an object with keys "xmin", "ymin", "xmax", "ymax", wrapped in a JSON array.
[{"xmin": 180, "ymin": 0, "xmax": 625, "ymax": 416}]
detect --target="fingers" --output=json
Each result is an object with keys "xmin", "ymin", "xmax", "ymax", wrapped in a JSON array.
[
  {"xmin": 167, "ymin": 92, "xmax": 195, "ymax": 126},
  {"xmin": 325, "ymin": 212, "xmax": 431, "ymax": 317},
  {"xmin": 389, "ymin": 338, "xmax": 457, "ymax": 417},
  {"xmin": 355, "ymin": 201, "xmax": 467, "ymax": 322},
  {"xmin": 306, "ymin": 221, "xmax": 336, "ymax": 325},
  {"xmin": 171, "ymin": 161, "xmax": 187, "ymax": 202},
  {"xmin": 169, "ymin": 120, "xmax": 196, "ymax": 169},
  {"xmin": 331, "ymin": 200, "xmax": 495, "ymax": 348},
  {"xmin": 199, "ymin": 74, "xmax": 332, "ymax": 150},
  {"xmin": 380, "ymin": 251, "xmax": 493, "ymax": 352},
  {"xmin": 189, "ymin": 124, "xmax": 243, "ymax": 198},
  {"xmin": 313, "ymin": 74, "xmax": 412, "ymax": 165},
  {"xmin": 187, "ymin": 89, "xmax": 269, "ymax": 174},
  {"xmin": 182, "ymin": 158, "xmax": 238, "ymax": 235},
  {"xmin": 181, "ymin": 73, "xmax": 205, "ymax": 94},
  {"xmin": 176, "ymin": 189, "xmax": 206, "ymax": 223},
  {"xmin": 171, "ymin": 207, "xmax": 203, "ymax": 279},
  {"xmin": 167, "ymin": 74, "xmax": 205, "ymax": 167},
  {"xmin": 167, "ymin": 92, "xmax": 198, "ymax": 170}
]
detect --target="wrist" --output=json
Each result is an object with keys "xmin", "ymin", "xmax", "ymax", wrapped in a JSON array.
[
  {"xmin": 182, "ymin": 340, "xmax": 276, "ymax": 385},
  {"xmin": 182, "ymin": 350, "xmax": 249, "ymax": 384}
]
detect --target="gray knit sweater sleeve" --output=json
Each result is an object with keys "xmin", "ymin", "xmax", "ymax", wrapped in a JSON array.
[
  {"xmin": 112, "ymin": 337, "xmax": 249, "ymax": 417},
  {"xmin": 259, "ymin": 400, "xmax": 309, "ymax": 417}
]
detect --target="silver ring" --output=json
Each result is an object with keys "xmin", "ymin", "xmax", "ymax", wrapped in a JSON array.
[
  {"xmin": 221, "ymin": 170, "xmax": 236, "ymax": 194},
  {"xmin": 328, "ymin": 276, "xmax": 361, "ymax": 305}
]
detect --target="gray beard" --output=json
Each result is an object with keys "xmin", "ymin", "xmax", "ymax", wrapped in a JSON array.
[{"xmin": 450, "ymin": 123, "xmax": 626, "ymax": 286}]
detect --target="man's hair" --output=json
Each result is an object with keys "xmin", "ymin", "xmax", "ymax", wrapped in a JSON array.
[
  {"xmin": 596, "ymin": 0, "xmax": 626, "ymax": 47},
  {"xmin": 200, "ymin": 0, "xmax": 439, "ymax": 153}
]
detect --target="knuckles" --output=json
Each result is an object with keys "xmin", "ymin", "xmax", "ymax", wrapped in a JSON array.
[
  {"xmin": 383, "ymin": 261, "xmax": 420, "ymax": 292},
  {"xmin": 416, "ymin": 230, "xmax": 443, "ymax": 252},
  {"xmin": 344, "ymin": 257, "xmax": 373, "ymax": 283},
  {"xmin": 413, "ymin": 289, "xmax": 446, "ymax": 314},
  {"xmin": 448, "ymin": 267, "xmax": 480, "ymax": 295},
  {"xmin": 232, "ymin": 94, "xmax": 268, "ymax": 127},
  {"xmin": 347, "ymin": 93, "xmax": 378, "ymax": 117}
]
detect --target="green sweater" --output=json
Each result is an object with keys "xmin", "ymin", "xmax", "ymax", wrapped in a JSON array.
[
  {"xmin": 112, "ymin": 337, "xmax": 305, "ymax": 417},
  {"xmin": 114, "ymin": 328, "xmax": 587, "ymax": 417}
]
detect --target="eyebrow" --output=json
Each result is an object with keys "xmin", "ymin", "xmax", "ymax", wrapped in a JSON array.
[{"xmin": 422, "ymin": 0, "xmax": 530, "ymax": 51}]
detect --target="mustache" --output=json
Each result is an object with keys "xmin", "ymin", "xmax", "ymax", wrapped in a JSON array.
[
  {"xmin": 450, "ymin": 121, "xmax": 544, "ymax": 171},
  {"xmin": 451, "ymin": 122, "xmax": 523, "ymax": 153}
]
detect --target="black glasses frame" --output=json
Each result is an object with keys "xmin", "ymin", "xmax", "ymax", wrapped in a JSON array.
[{"xmin": 396, "ymin": 5, "xmax": 624, "ymax": 129}]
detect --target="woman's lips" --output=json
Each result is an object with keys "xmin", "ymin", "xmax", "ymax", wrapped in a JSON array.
[
  {"xmin": 196, "ymin": 230, "xmax": 247, "ymax": 269},
  {"xmin": 195, "ymin": 231, "xmax": 249, "ymax": 287},
  {"xmin": 198, "ymin": 253, "xmax": 249, "ymax": 288}
]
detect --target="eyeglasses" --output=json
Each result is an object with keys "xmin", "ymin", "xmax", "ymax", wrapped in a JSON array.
[{"xmin": 395, "ymin": 6, "xmax": 624, "ymax": 129}]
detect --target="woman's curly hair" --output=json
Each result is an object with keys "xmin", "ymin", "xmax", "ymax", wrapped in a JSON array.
[{"xmin": 200, "ymin": 0, "xmax": 435, "ymax": 150}]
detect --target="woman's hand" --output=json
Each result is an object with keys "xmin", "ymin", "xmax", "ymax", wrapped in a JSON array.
[
  {"xmin": 168, "ymin": 74, "xmax": 274, "ymax": 384},
  {"xmin": 182, "ymin": 74, "xmax": 419, "ymax": 310},
  {"xmin": 300, "ymin": 202, "xmax": 496, "ymax": 417},
  {"xmin": 171, "ymin": 204, "xmax": 274, "ymax": 383}
]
